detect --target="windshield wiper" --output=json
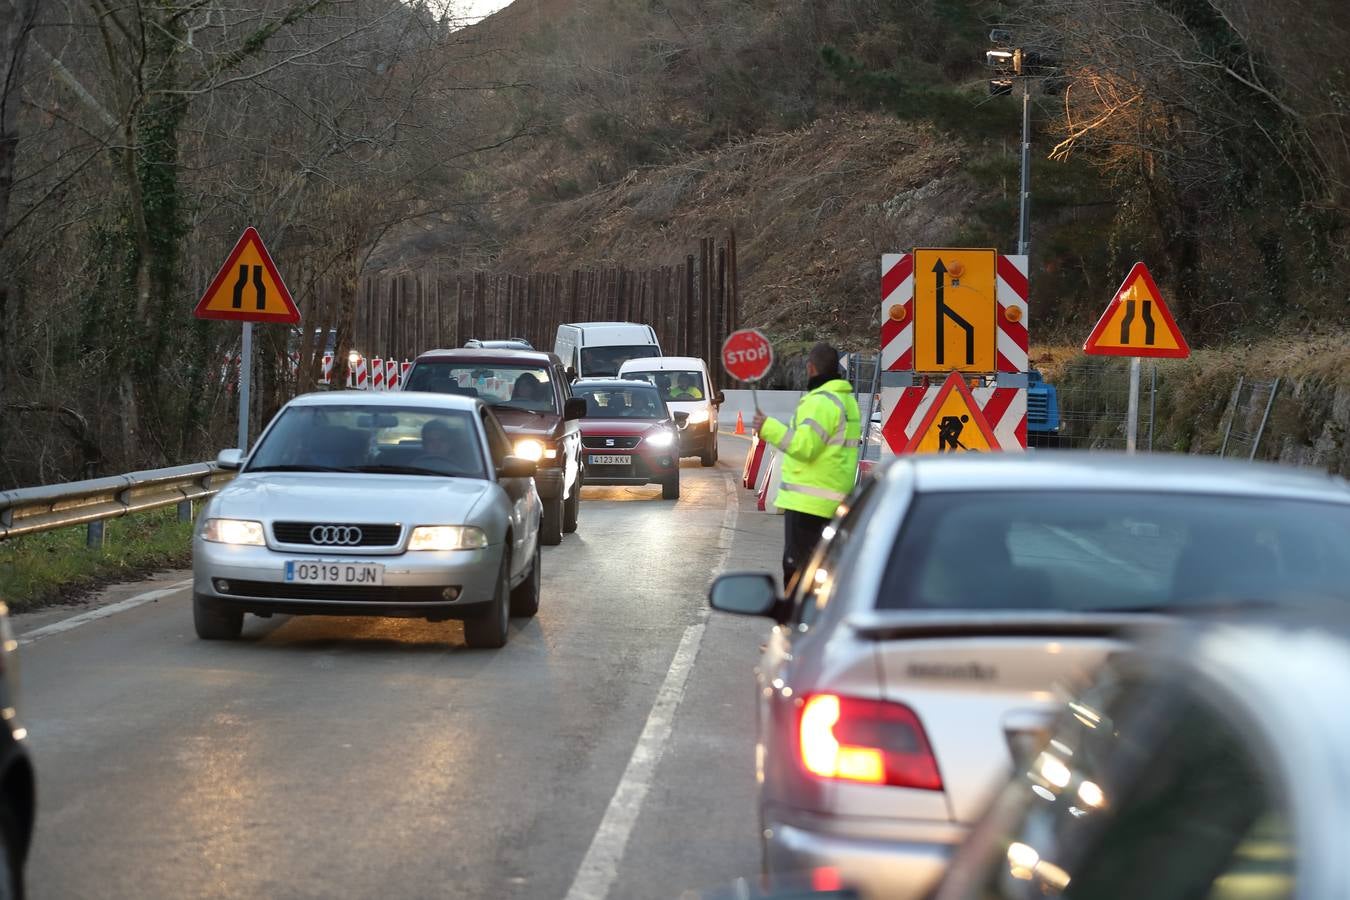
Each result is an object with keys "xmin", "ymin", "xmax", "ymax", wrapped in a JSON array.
[
  {"xmin": 353, "ymin": 464, "xmax": 472, "ymax": 478},
  {"xmin": 490, "ymin": 402, "xmax": 546, "ymax": 417},
  {"xmin": 247, "ymin": 464, "xmax": 355, "ymax": 473}
]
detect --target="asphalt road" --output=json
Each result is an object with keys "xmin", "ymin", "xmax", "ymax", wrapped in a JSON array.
[{"xmin": 17, "ymin": 434, "xmax": 778, "ymax": 900}]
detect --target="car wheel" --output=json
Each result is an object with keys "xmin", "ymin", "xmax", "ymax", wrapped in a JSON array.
[
  {"xmin": 464, "ymin": 548, "xmax": 510, "ymax": 649},
  {"xmin": 193, "ymin": 593, "xmax": 243, "ymax": 640},
  {"xmin": 0, "ymin": 803, "xmax": 22, "ymax": 900},
  {"xmin": 699, "ymin": 440, "xmax": 716, "ymax": 467},
  {"xmin": 540, "ymin": 495, "xmax": 563, "ymax": 545},
  {"xmin": 662, "ymin": 474, "xmax": 680, "ymax": 500},
  {"xmin": 562, "ymin": 478, "xmax": 580, "ymax": 534},
  {"xmin": 509, "ymin": 541, "xmax": 541, "ymax": 618}
]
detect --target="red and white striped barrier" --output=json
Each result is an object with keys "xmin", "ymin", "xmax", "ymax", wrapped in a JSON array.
[
  {"xmin": 385, "ymin": 358, "xmax": 399, "ymax": 391},
  {"xmin": 881, "ymin": 384, "xmax": 1027, "ymax": 453},
  {"xmin": 741, "ymin": 433, "xmax": 768, "ymax": 490},
  {"xmin": 356, "ymin": 358, "xmax": 368, "ymax": 390},
  {"xmin": 401, "ymin": 360, "xmax": 412, "ymax": 387},
  {"xmin": 321, "ymin": 353, "xmax": 334, "ymax": 385},
  {"xmin": 371, "ymin": 357, "xmax": 385, "ymax": 392}
]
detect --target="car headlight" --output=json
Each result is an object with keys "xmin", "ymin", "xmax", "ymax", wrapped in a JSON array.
[
  {"xmin": 687, "ymin": 409, "xmax": 710, "ymax": 425},
  {"xmin": 202, "ymin": 518, "xmax": 266, "ymax": 546},
  {"xmin": 408, "ymin": 525, "xmax": 489, "ymax": 551},
  {"xmin": 348, "ymin": 350, "xmax": 362, "ymax": 366},
  {"xmin": 514, "ymin": 439, "xmax": 545, "ymax": 461},
  {"xmin": 645, "ymin": 431, "xmax": 675, "ymax": 449}
]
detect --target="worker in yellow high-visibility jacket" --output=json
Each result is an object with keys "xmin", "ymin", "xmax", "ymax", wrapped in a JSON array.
[{"xmin": 753, "ymin": 343, "xmax": 861, "ymax": 590}]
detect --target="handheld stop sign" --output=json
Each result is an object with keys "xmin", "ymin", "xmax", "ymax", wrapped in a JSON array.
[{"xmin": 722, "ymin": 328, "xmax": 774, "ymax": 413}]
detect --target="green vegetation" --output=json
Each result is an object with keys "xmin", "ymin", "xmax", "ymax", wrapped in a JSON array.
[{"xmin": 0, "ymin": 508, "xmax": 194, "ymax": 612}]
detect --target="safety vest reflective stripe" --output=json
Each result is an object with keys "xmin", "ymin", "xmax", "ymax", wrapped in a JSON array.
[
  {"xmin": 780, "ymin": 481, "xmax": 848, "ymax": 502},
  {"xmin": 826, "ymin": 437, "xmax": 860, "ymax": 448},
  {"xmin": 771, "ymin": 428, "xmax": 795, "ymax": 452},
  {"xmin": 801, "ymin": 418, "xmax": 830, "ymax": 441}
]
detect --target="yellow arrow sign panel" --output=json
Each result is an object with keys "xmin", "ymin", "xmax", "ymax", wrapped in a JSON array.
[
  {"xmin": 1083, "ymin": 262, "xmax": 1189, "ymax": 358},
  {"xmin": 913, "ymin": 248, "xmax": 997, "ymax": 373},
  {"xmin": 903, "ymin": 371, "xmax": 1001, "ymax": 454},
  {"xmin": 194, "ymin": 227, "xmax": 300, "ymax": 323}
]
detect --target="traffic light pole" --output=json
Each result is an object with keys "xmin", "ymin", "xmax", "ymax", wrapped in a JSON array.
[{"xmin": 1018, "ymin": 80, "xmax": 1031, "ymax": 257}]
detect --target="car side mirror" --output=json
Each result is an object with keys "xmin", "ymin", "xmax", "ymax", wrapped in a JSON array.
[
  {"xmin": 564, "ymin": 397, "xmax": 587, "ymax": 421},
  {"xmin": 498, "ymin": 456, "xmax": 537, "ymax": 479},
  {"xmin": 709, "ymin": 572, "xmax": 784, "ymax": 621},
  {"xmin": 673, "ymin": 411, "xmax": 690, "ymax": 426},
  {"xmin": 216, "ymin": 448, "xmax": 245, "ymax": 470},
  {"xmin": 565, "ymin": 366, "xmax": 578, "ymax": 381},
  {"xmin": 714, "ymin": 390, "xmax": 726, "ymax": 405}
]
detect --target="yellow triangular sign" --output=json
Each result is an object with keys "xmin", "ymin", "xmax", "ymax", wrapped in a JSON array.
[
  {"xmin": 193, "ymin": 227, "xmax": 300, "ymax": 323},
  {"xmin": 903, "ymin": 371, "xmax": 1001, "ymax": 454},
  {"xmin": 1083, "ymin": 262, "xmax": 1189, "ymax": 358}
]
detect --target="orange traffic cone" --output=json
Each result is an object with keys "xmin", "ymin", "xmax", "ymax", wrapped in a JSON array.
[{"xmin": 735, "ymin": 411, "xmax": 745, "ymax": 435}]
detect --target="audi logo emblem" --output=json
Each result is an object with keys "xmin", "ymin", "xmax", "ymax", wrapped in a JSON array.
[{"xmin": 311, "ymin": 525, "xmax": 363, "ymax": 545}]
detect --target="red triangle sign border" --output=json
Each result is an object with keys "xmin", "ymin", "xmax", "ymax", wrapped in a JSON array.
[
  {"xmin": 1083, "ymin": 261, "xmax": 1190, "ymax": 358},
  {"xmin": 193, "ymin": 226, "xmax": 301, "ymax": 323},
  {"xmin": 901, "ymin": 370, "xmax": 1003, "ymax": 454}
]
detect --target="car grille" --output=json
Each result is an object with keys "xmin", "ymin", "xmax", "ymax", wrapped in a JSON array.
[
  {"xmin": 272, "ymin": 522, "xmax": 403, "ymax": 547},
  {"xmin": 582, "ymin": 435, "xmax": 640, "ymax": 449},
  {"xmin": 221, "ymin": 580, "xmax": 453, "ymax": 603},
  {"xmin": 1027, "ymin": 392, "xmax": 1049, "ymax": 424}
]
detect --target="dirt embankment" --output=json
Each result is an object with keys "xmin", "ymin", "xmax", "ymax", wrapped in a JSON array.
[{"xmin": 485, "ymin": 113, "xmax": 990, "ymax": 351}]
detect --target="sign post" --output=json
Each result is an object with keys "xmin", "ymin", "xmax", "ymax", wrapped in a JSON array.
[
  {"xmin": 194, "ymin": 226, "xmax": 301, "ymax": 451},
  {"xmin": 1083, "ymin": 262, "xmax": 1189, "ymax": 453},
  {"xmin": 721, "ymin": 328, "xmax": 775, "ymax": 413}
]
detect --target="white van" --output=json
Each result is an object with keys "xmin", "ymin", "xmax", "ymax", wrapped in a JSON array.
[
  {"xmin": 619, "ymin": 356, "xmax": 724, "ymax": 466},
  {"xmin": 554, "ymin": 322, "xmax": 661, "ymax": 379}
]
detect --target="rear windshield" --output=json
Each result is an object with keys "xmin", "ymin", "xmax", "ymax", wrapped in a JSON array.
[
  {"xmin": 573, "ymin": 384, "xmax": 667, "ymax": 419},
  {"xmin": 580, "ymin": 344, "xmax": 659, "ymax": 377},
  {"xmin": 404, "ymin": 362, "xmax": 556, "ymax": 413},
  {"xmin": 247, "ymin": 405, "xmax": 485, "ymax": 479},
  {"xmin": 878, "ymin": 491, "xmax": 1350, "ymax": 613},
  {"xmin": 623, "ymin": 369, "xmax": 706, "ymax": 402}
]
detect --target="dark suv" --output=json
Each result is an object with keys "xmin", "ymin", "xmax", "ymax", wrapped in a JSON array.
[{"xmin": 404, "ymin": 349, "xmax": 584, "ymax": 544}]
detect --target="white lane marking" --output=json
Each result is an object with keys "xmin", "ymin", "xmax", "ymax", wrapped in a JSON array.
[
  {"xmin": 565, "ymin": 463, "xmax": 740, "ymax": 900},
  {"xmin": 18, "ymin": 579, "xmax": 192, "ymax": 646}
]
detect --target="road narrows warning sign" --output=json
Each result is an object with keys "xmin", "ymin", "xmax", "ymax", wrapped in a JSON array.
[
  {"xmin": 194, "ymin": 227, "xmax": 300, "ymax": 324},
  {"xmin": 902, "ymin": 371, "xmax": 1002, "ymax": 454},
  {"xmin": 1083, "ymin": 262, "xmax": 1189, "ymax": 358}
]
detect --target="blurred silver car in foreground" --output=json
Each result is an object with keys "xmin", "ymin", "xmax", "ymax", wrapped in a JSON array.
[
  {"xmin": 193, "ymin": 391, "xmax": 542, "ymax": 649},
  {"xmin": 710, "ymin": 453, "xmax": 1350, "ymax": 899},
  {"xmin": 938, "ymin": 613, "xmax": 1350, "ymax": 899}
]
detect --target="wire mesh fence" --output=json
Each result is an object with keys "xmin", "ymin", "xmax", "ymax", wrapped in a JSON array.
[
  {"xmin": 1031, "ymin": 358, "xmax": 1157, "ymax": 451},
  {"xmin": 1219, "ymin": 377, "xmax": 1281, "ymax": 461}
]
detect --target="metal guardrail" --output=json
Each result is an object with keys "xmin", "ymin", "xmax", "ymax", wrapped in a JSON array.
[{"xmin": 0, "ymin": 463, "xmax": 236, "ymax": 546}]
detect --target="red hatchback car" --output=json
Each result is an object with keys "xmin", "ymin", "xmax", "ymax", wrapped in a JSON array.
[{"xmin": 572, "ymin": 379, "xmax": 682, "ymax": 499}]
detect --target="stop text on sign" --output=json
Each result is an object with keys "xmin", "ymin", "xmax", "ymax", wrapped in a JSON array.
[
  {"xmin": 725, "ymin": 346, "xmax": 769, "ymax": 364},
  {"xmin": 721, "ymin": 328, "xmax": 774, "ymax": 382}
]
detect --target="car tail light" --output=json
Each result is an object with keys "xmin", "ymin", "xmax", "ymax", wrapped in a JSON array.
[{"xmin": 798, "ymin": 694, "xmax": 943, "ymax": 790}]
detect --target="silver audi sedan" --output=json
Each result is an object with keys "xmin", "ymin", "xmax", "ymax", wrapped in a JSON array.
[
  {"xmin": 710, "ymin": 453, "xmax": 1350, "ymax": 899},
  {"xmin": 192, "ymin": 391, "xmax": 542, "ymax": 648}
]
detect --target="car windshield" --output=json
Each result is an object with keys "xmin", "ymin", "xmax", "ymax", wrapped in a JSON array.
[
  {"xmin": 574, "ymin": 384, "xmax": 667, "ymax": 419},
  {"xmin": 403, "ymin": 363, "xmax": 556, "ymax": 413},
  {"xmin": 580, "ymin": 344, "xmax": 659, "ymax": 377},
  {"xmin": 246, "ymin": 405, "xmax": 485, "ymax": 478},
  {"xmin": 879, "ymin": 491, "xmax": 1350, "ymax": 612},
  {"xmin": 623, "ymin": 369, "xmax": 706, "ymax": 402}
]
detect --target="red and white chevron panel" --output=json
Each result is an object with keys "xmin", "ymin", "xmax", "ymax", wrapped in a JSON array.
[
  {"xmin": 996, "ymin": 254, "xmax": 1029, "ymax": 373},
  {"xmin": 881, "ymin": 253, "xmax": 1028, "ymax": 374},
  {"xmin": 880, "ymin": 253, "xmax": 914, "ymax": 372},
  {"xmin": 881, "ymin": 385, "xmax": 1027, "ymax": 454}
]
